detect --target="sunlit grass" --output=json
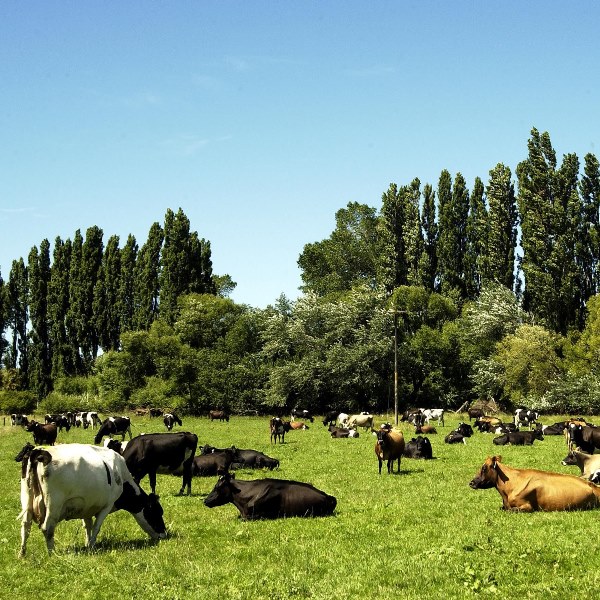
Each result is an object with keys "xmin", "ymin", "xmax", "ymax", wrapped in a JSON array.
[{"xmin": 2, "ymin": 412, "xmax": 600, "ymax": 598}]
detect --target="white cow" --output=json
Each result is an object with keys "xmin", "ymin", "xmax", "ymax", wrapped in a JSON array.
[
  {"xmin": 337, "ymin": 413, "xmax": 350, "ymax": 427},
  {"xmin": 17, "ymin": 443, "xmax": 167, "ymax": 556}
]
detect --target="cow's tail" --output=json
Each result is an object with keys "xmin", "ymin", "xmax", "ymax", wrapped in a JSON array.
[{"xmin": 17, "ymin": 449, "xmax": 51, "ymax": 526}]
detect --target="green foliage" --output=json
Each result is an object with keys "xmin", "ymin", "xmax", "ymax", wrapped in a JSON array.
[{"xmin": 0, "ymin": 389, "xmax": 36, "ymax": 413}]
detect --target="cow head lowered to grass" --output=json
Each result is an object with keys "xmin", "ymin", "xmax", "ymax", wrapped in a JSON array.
[{"xmin": 203, "ymin": 472, "xmax": 337, "ymax": 520}]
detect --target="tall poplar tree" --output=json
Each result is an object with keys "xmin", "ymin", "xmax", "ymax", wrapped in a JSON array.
[
  {"xmin": 28, "ymin": 240, "xmax": 51, "ymax": 399},
  {"xmin": 485, "ymin": 164, "xmax": 518, "ymax": 290},
  {"xmin": 94, "ymin": 234, "xmax": 121, "ymax": 352},
  {"xmin": 66, "ymin": 230, "xmax": 84, "ymax": 374},
  {"xmin": 579, "ymin": 153, "xmax": 600, "ymax": 300},
  {"xmin": 6, "ymin": 258, "xmax": 28, "ymax": 382},
  {"xmin": 378, "ymin": 183, "xmax": 406, "ymax": 293},
  {"xmin": 133, "ymin": 222, "xmax": 163, "ymax": 330},
  {"xmin": 437, "ymin": 171, "xmax": 469, "ymax": 299},
  {"xmin": 119, "ymin": 234, "xmax": 138, "ymax": 333},
  {"xmin": 48, "ymin": 237, "xmax": 72, "ymax": 379},
  {"xmin": 464, "ymin": 177, "xmax": 487, "ymax": 299},
  {"xmin": 420, "ymin": 183, "xmax": 438, "ymax": 291},
  {"xmin": 404, "ymin": 178, "xmax": 424, "ymax": 287}
]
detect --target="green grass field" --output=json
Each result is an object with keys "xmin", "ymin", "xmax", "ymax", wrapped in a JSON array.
[{"xmin": 1, "ymin": 412, "xmax": 599, "ymax": 599}]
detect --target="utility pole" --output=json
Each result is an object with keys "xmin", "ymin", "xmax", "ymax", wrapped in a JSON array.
[{"xmin": 394, "ymin": 309, "xmax": 398, "ymax": 425}]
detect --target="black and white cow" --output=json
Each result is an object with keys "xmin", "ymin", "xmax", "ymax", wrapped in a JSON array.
[
  {"xmin": 163, "ymin": 413, "xmax": 182, "ymax": 431},
  {"xmin": 123, "ymin": 432, "xmax": 198, "ymax": 496},
  {"xmin": 291, "ymin": 408, "xmax": 314, "ymax": 423},
  {"xmin": 11, "ymin": 414, "xmax": 29, "ymax": 427},
  {"xmin": 94, "ymin": 417, "xmax": 132, "ymax": 445},
  {"xmin": 204, "ymin": 472, "xmax": 337, "ymax": 520},
  {"xmin": 16, "ymin": 442, "xmax": 167, "ymax": 556},
  {"xmin": 514, "ymin": 408, "xmax": 540, "ymax": 428}
]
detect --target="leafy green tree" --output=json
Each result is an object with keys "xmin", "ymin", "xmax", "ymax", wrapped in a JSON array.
[
  {"xmin": 27, "ymin": 240, "xmax": 51, "ymax": 399},
  {"xmin": 298, "ymin": 202, "xmax": 380, "ymax": 296},
  {"xmin": 189, "ymin": 233, "xmax": 216, "ymax": 295},
  {"xmin": 580, "ymin": 153, "xmax": 600, "ymax": 297},
  {"xmin": 66, "ymin": 230, "xmax": 84, "ymax": 374},
  {"xmin": 133, "ymin": 222, "xmax": 163, "ymax": 330},
  {"xmin": 485, "ymin": 164, "xmax": 518, "ymax": 290},
  {"xmin": 0, "ymin": 268, "xmax": 8, "ymax": 368},
  {"xmin": 493, "ymin": 324, "xmax": 564, "ymax": 405}
]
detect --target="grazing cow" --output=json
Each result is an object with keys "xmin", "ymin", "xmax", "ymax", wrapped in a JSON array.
[
  {"xmin": 467, "ymin": 407, "xmax": 485, "ymax": 421},
  {"xmin": 201, "ymin": 445, "xmax": 280, "ymax": 470},
  {"xmin": 192, "ymin": 448, "xmax": 235, "ymax": 476},
  {"xmin": 135, "ymin": 408, "xmax": 150, "ymax": 417},
  {"xmin": 16, "ymin": 442, "xmax": 167, "ymax": 556},
  {"xmin": 561, "ymin": 450, "xmax": 600, "ymax": 479},
  {"xmin": 103, "ymin": 438, "xmax": 129, "ymax": 454},
  {"xmin": 514, "ymin": 408, "xmax": 540, "ymax": 428},
  {"xmin": 375, "ymin": 427, "xmax": 405, "ymax": 474},
  {"xmin": 270, "ymin": 417, "xmax": 286, "ymax": 444},
  {"xmin": 403, "ymin": 436, "xmax": 433, "ymax": 459},
  {"xmin": 400, "ymin": 409, "xmax": 424, "ymax": 426},
  {"xmin": 469, "ymin": 455, "xmax": 600, "ymax": 511},
  {"xmin": 123, "ymin": 432, "xmax": 198, "ymax": 496},
  {"xmin": 204, "ymin": 472, "xmax": 336, "ymax": 520},
  {"xmin": 25, "ymin": 421, "xmax": 58, "ymax": 446},
  {"xmin": 288, "ymin": 421, "xmax": 309, "ymax": 430},
  {"xmin": 11, "ymin": 414, "xmax": 29, "ymax": 427},
  {"xmin": 94, "ymin": 417, "xmax": 132, "ymax": 445},
  {"xmin": 567, "ymin": 424, "xmax": 600, "ymax": 454},
  {"xmin": 149, "ymin": 408, "xmax": 163, "ymax": 417},
  {"xmin": 421, "ymin": 408, "xmax": 445, "ymax": 427},
  {"xmin": 445, "ymin": 431, "xmax": 466, "ymax": 444},
  {"xmin": 209, "ymin": 410, "xmax": 230, "ymax": 422},
  {"xmin": 322, "ymin": 411, "xmax": 339, "ymax": 427},
  {"xmin": 347, "ymin": 413, "xmax": 374, "ymax": 431},
  {"xmin": 492, "ymin": 430, "xmax": 544, "ymax": 446},
  {"xmin": 163, "ymin": 413, "xmax": 182, "ymax": 431},
  {"xmin": 291, "ymin": 408, "xmax": 314, "ymax": 423},
  {"xmin": 86, "ymin": 411, "xmax": 102, "ymax": 429}
]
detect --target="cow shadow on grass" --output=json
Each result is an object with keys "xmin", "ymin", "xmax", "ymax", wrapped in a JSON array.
[{"xmin": 69, "ymin": 535, "xmax": 173, "ymax": 555}]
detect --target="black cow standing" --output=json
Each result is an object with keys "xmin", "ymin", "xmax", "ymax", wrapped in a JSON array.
[
  {"xmin": 204, "ymin": 472, "xmax": 336, "ymax": 519},
  {"xmin": 123, "ymin": 432, "xmax": 198, "ymax": 496},
  {"xmin": 94, "ymin": 417, "xmax": 132, "ymax": 445}
]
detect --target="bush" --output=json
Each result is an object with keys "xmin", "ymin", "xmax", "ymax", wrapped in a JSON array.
[{"xmin": 0, "ymin": 390, "xmax": 37, "ymax": 415}]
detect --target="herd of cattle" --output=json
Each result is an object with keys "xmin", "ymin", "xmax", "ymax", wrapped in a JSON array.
[{"xmin": 9, "ymin": 403, "xmax": 600, "ymax": 556}]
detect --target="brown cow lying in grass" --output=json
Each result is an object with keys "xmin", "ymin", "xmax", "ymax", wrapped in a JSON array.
[{"xmin": 470, "ymin": 455, "xmax": 600, "ymax": 511}]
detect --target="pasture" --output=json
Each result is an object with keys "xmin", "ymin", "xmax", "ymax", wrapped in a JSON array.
[{"xmin": 2, "ymin": 412, "xmax": 600, "ymax": 599}]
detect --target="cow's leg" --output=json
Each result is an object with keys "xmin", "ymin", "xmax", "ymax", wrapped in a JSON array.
[
  {"xmin": 82, "ymin": 517, "xmax": 93, "ymax": 546},
  {"xmin": 149, "ymin": 472, "xmax": 158, "ymax": 495},
  {"xmin": 19, "ymin": 513, "xmax": 32, "ymax": 557},
  {"xmin": 41, "ymin": 519, "xmax": 57, "ymax": 555},
  {"xmin": 87, "ymin": 507, "xmax": 113, "ymax": 548}
]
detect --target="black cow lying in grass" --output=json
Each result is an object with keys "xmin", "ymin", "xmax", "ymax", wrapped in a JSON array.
[
  {"xmin": 204, "ymin": 472, "xmax": 337, "ymax": 519},
  {"xmin": 403, "ymin": 435, "xmax": 433, "ymax": 459},
  {"xmin": 492, "ymin": 429, "xmax": 544, "ymax": 446},
  {"xmin": 200, "ymin": 445, "xmax": 280, "ymax": 470}
]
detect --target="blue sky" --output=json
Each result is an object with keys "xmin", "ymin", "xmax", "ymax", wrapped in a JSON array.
[{"xmin": 1, "ymin": 1, "xmax": 599, "ymax": 308}]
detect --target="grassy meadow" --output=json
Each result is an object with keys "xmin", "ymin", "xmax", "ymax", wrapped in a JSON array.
[{"xmin": 1, "ymin": 411, "xmax": 600, "ymax": 599}]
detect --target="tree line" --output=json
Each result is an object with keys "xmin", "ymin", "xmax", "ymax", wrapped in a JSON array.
[{"xmin": 3, "ymin": 128, "xmax": 600, "ymax": 417}]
